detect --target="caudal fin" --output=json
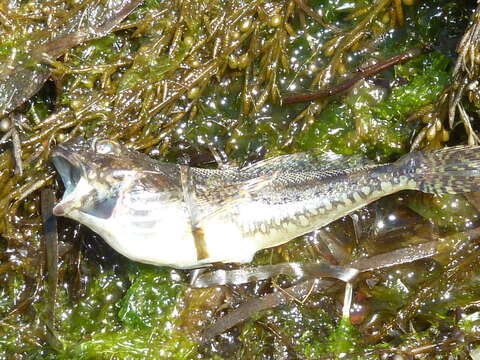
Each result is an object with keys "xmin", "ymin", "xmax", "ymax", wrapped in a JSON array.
[{"xmin": 397, "ymin": 145, "xmax": 480, "ymax": 195}]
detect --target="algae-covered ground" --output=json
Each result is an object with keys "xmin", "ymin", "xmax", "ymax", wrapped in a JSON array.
[{"xmin": 1, "ymin": 0, "xmax": 480, "ymax": 358}]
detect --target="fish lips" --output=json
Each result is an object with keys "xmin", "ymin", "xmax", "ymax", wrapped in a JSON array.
[{"xmin": 50, "ymin": 145, "xmax": 86, "ymax": 216}]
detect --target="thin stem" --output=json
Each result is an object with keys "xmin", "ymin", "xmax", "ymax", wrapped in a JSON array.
[{"xmin": 282, "ymin": 47, "xmax": 426, "ymax": 104}]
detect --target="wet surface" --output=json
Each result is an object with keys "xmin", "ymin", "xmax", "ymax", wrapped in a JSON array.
[{"xmin": 1, "ymin": 0, "xmax": 480, "ymax": 358}]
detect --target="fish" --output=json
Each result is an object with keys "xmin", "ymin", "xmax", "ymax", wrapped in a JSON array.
[{"xmin": 50, "ymin": 137, "xmax": 480, "ymax": 269}]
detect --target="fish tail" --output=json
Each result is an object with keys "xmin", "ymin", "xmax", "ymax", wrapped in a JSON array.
[{"xmin": 396, "ymin": 145, "xmax": 480, "ymax": 195}]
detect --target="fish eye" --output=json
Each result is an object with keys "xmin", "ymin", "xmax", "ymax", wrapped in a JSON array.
[{"xmin": 95, "ymin": 139, "xmax": 116, "ymax": 154}]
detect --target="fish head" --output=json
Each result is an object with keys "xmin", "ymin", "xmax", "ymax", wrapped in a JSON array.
[
  {"xmin": 50, "ymin": 137, "xmax": 155, "ymax": 220},
  {"xmin": 51, "ymin": 137, "xmax": 195, "ymax": 267}
]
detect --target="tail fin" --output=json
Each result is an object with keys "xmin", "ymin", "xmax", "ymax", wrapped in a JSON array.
[{"xmin": 396, "ymin": 145, "xmax": 480, "ymax": 195}]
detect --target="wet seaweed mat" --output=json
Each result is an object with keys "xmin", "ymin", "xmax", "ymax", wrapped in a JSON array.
[{"xmin": 1, "ymin": 0, "xmax": 480, "ymax": 359}]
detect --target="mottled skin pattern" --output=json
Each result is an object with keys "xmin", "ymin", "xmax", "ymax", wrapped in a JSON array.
[{"xmin": 51, "ymin": 138, "xmax": 480, "ymax": 268}]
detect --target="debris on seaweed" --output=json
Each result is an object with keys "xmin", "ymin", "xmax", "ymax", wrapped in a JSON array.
[
  {"xmin": 281, "ymin": 47, "xmax": 427, "ymax": 104},
  {"xmin": 1, "ymin": 0, "xmax": 480, "ymax": 358},
  {"xmin": 200, "ymin": 237, "xmax": 444, "ymax": 343}
]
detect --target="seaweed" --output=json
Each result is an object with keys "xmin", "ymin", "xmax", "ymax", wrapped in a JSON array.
[
  {"xmin": 1, "ymin": 0, "xmax": 480, "ymax": 358},
  {"xmin": 59, "ymin": 266, "xmax": 196, "ymax": 359},
  {"xmin": 0, "ymin": 0, "xmax": 143, "ymax": 117}
]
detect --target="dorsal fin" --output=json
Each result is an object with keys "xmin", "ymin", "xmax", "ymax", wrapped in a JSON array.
[
  {"xmin": 185, "ymin": 151, "xmax": 379, "ymax": 224},
  {"xmin": 240, "ymin": 151, "xmax": 375, "ymax": 176},
  {"xmin": 189, "ymin": 172, "xmax": 279, "ymax": 226}
]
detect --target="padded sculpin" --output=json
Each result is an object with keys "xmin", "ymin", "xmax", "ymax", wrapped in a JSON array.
[{"xmin": 51, "ymin": 138, "xmax": 480, "ymax": 269}]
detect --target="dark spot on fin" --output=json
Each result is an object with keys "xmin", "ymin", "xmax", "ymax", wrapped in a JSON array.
[{"xmin": 193, "ymin": 226, "xmax": 209, "ymax": 260}]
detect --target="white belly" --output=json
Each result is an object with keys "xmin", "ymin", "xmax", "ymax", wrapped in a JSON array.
[{"xmin": 70, "ymin": 206, "xmax": 258, "ymax": 268}]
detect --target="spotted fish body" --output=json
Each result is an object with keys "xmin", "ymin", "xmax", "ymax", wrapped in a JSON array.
[{"xmin": 51, "ymin": 138, "xmax": 480, "ymax": 269}]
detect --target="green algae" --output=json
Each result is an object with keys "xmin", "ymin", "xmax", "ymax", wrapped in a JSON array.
[
  {"xmin": 53, "ymin": 265, "xmax": 196, "ymax": 359},
  {"xmin": 236, "ymin": 303, "xmax": 336, "ymax": 359},
  {"xmin": 408, "ymin": 194, "xmax": 480, "ymax": 231},
  {"xmin": 118, "ymin": 266, "xmax": 183, "ymax": 329},
  {"xmin": 1, "ymin": 0, "xmax": 480, "ymax": 359},
  {"xmin": 297, "ymin": 52, "xmax": 450, "ymax": 160},
  {"xmin": 236, "ymin": 304, "xmax": 360, "ymax": 358},
  {"xmin": 326, "ymin": 317, "xmax": 359, "ymax": 357}
]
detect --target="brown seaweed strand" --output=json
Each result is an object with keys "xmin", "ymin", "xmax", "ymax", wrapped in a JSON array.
[
  {"xmin": 200, "ymin": 239, "xmax": 441, "ymax": 343},
  {"xmin": 40, "ymin": 188, "xmax": 61, "ymax": 350},
  {"xmin": 291, "ymin": 0, "xmax": 336, "ymax": 30},
  {"xmin": 282, "ymin": 47, "xmax": 425, "ymax": 104}
]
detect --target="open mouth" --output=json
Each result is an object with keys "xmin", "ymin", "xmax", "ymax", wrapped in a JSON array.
[{"xmin": 50, "ymin": 151, "xmax": 83, "ymax": 197}]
